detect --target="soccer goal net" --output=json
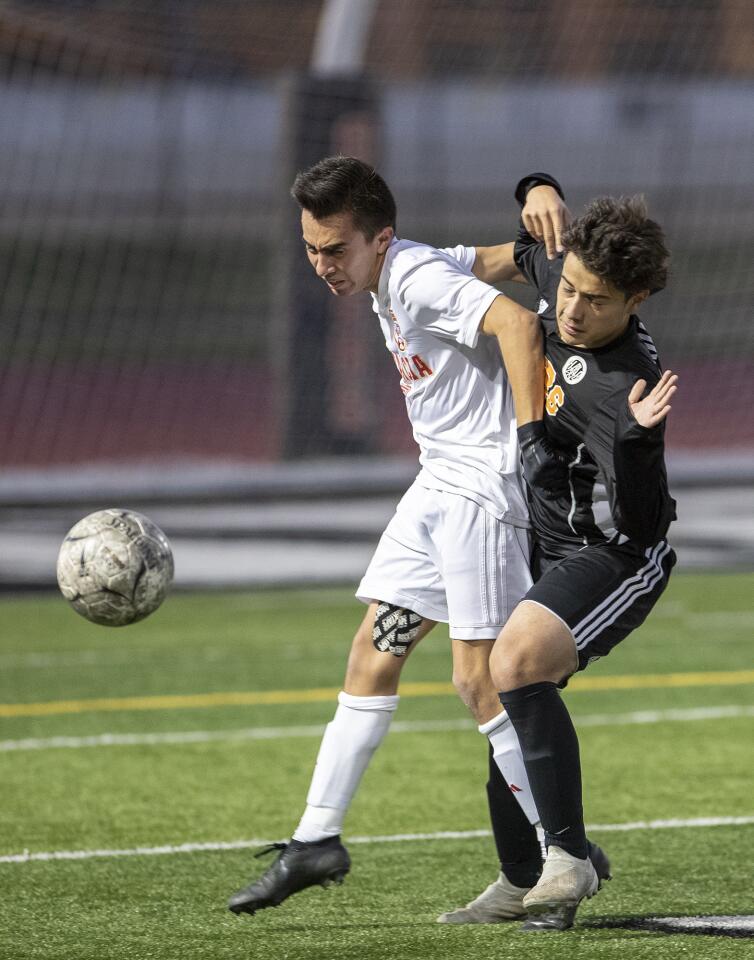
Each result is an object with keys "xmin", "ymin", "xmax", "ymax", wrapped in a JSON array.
[{"xmin": 0, "ymin": 0, "xmax": 751, "ymax": 492}]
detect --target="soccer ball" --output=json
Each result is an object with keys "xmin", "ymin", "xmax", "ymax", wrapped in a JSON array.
[{"xmin": 56, "ymin": 509, "xmax": 174, "ymax": 626}]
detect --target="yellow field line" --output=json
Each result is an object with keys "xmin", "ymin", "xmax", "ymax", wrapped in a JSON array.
[{"xmin": 1, "ymin": 670, "xmax": 754, "ymax": 718}]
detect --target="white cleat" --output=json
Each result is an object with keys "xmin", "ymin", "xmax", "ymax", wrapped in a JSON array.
[
  {"xmin": 521, "ymin": 845, "xmax": 599, "ymax": 932},
  {"xmin": 437, "ymin": 872, "xmax": 530, "ymax": 924}
]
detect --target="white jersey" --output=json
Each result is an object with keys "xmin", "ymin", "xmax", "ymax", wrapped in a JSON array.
[{"xmin": 371, "ymin": 237, "xmax": 529, "ymax": 527}]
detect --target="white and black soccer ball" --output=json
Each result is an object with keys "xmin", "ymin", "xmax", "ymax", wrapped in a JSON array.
[{"xmin": 56, "ymin": 509, "xmax": 174, "ymax": 627}]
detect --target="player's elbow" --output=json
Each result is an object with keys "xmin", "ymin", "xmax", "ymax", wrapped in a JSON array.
[{"xmin": 480, "ymin": 298, "xmax": 539, "ymax": 339}]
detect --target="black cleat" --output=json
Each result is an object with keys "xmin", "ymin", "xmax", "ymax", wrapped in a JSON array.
[{"xmin": 227, "ymin": 836, "xmax": 351, "ymax": 916}]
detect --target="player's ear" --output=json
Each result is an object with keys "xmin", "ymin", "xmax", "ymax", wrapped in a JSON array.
[
  {"xmin": 376, "ymin": 226, "xmax": 394, "ymax": 253},
  {"xmin": 628, "ymin": 289, "xmax": 650, "ymax": 310}
]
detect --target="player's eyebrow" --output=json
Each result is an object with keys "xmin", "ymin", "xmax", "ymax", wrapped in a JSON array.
[
  {"xmin": 561, "ymin": 272, "xmax": 610, "ymax": 301},
  {"xmin": 302, "ymin": 238, "xmax": 347, "ymax": 253}
]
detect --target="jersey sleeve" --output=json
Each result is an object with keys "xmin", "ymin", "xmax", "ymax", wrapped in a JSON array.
[
  {"xmin": 513, "ymin": 222, "xmax": 552, "ymax": 293},
  {"xmin": 439, "ymin": 244, "xmax": 477, "ymax": 273},
  {"xmin": 612, "ymin": 402, "xmax": 677, "ymax": 545},
  {"xmin": 396, "ymin": 253, "xmax": 499, "ymax": 348},
  {"xmin": 584, "ymin": 382, "xmax": 676, "ymax": 546}
]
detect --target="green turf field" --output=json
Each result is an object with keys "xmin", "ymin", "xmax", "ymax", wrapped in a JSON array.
[{"xmin": 1, "ymin": 572, "xmax": 752, "ymax": 959}]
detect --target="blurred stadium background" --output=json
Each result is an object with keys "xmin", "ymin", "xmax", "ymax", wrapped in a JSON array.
[{"xmin": 0, "ymin": 0, "xmax": 752, "ymax": 589}]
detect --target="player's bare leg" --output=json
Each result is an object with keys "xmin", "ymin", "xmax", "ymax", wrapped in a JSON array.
[
  {"xmin": 451, "ymin": 638, "xmax": 541, "ymax": 833},
  {"xmin": 490, "ymin": 600, "xmax": 600, "ymax": 931},
  {"xmin": 450, "ymin": 638, "xmax": 501, "ymax": 723},
  {"xmin": 451, "ymin": 638, "xmax": 540, "ymax": 818},
  {"xmin": 228, "ymin": 601, "xmax": 433, "ymax": 916},
  {"xmin": 343, "ymin": 601, "xmax": 434, "ymax": 696},
  {"xmin": 490, "ymin": 601, "xmax": 577, "ymax": 689}
]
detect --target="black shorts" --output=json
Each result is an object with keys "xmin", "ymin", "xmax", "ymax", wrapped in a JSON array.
[{"xmin": 526, "ymin": 539, "xmax": 676, "ymax": 674}]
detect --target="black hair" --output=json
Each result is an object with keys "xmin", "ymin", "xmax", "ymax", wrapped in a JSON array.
[
  {"xmin": 291, "ymin": 156, "xmax": 397, "ymax": 239},
  {"xmin": 562, "ymin": 195, "xmax": 669, "ymax": 298}
]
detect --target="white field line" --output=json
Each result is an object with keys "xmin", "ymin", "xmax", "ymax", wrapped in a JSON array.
[
  {"xmin": 0, "ymin": 718, "xmax": 476, "ymax": 751},
  {"xmin": 649, "ymin": 916, "xmax": 754, "ymax": 932},
  {"xmin": 2, "ymin": 816, "xmax": 752, "ymax": 866},
  {"xmin": 2, "ymin": 704, "xmax": 753, "ymax": 753}
]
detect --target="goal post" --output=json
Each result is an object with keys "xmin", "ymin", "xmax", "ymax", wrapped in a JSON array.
[
  {"xmin": 273, "ymin": 0, "xmax": 382, "ymax": 457},
  {"xmin": 275, "ymin": 72, "xmax": 382, "ymax": 458}
]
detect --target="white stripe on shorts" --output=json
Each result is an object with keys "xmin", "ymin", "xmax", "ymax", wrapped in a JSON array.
[
  {"xmin": 477, "ymin": 510, "xmax": 500, "ymax": 627},
  {"xmin": 572, "ymin": 541, "xmax": 672, "ymax": 649}
]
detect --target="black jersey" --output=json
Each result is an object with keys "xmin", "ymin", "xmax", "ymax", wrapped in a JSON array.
[{"xmin": 513, "ymin": 178, "xmax": 676, "ymax": 558}]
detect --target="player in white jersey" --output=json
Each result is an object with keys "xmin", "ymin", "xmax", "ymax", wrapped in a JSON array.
[{"xmin": 227, "ymin": 156, "xmax": 602, "ymax": 918}]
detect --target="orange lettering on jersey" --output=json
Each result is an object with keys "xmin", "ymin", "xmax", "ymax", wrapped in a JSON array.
[
  {"xmin": 546, "ymin": 384, "xmax": 565, "ymax": 416},
  {"xmin": 545, "ymin": 358, "xmax": 564, "ymax": 416},
  {"xmin": 545, "ymin": 357, "xmax": 556, "ymax": 390}
]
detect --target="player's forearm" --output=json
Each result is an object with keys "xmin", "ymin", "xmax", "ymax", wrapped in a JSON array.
[
  {"xmin": 472, "ymin": 243, "xmax": 526, "ymax": 284},
  {"xmin": 480, "ymin": 297, "xmax": 544, "ymax": 426},
  {"xmin": 612, "ymin": 417, "xmax": 675, "ymax": 544}
]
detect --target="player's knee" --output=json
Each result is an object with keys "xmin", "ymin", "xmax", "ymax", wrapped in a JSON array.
[
  {"xmin": 344, "ymin": 643, "xmax": 401, "ymax": 695},
  {"xmin": 490, "ymin": 633, "xmax": 542, "ymax": 690},
  {"xmin": 451, "ymin": 665, "xmax": 479, "ymax": 702},
  {"xmin": 451, "ymin": 664, "xmax": 493, "ymax": 720},
  {"xmin": 344, "ymin": 606, "xmax": 413, "ymax": 694},
  {"xmin": 491, "ymin": 630, "xmax": 574, "ymax": 690}
]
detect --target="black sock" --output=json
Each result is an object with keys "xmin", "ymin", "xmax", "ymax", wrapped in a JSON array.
[
  {"xmin": 498, "ymin": 682, "xmax": 588, "ymax": 860},
  {"xmin": 486, "ymin": 744, "xmax": 543, "ymax": 888}
]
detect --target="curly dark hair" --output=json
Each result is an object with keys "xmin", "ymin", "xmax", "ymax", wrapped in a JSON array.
[
  {"xmin": 291, "ymin": 156, "xmax": 396, "ymax": 240},
  {"xmin": 562, "ymin": 196, "xmax": 669, "ymax": 298}
]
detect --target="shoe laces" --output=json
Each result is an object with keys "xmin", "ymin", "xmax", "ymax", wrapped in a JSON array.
[{"xmin": 254, "ymin": 842, "xmax": 287, "ymax": 860}]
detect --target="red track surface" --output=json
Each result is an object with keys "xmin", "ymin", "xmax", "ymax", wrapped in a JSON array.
[{"xmin": 0, "ymin": 357, "xmax": 751, "ymax": 466}]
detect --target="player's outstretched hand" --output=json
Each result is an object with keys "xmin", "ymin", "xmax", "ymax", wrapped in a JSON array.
[
  {"xmin": 522, "ymin": 186, "xmax": 572, "ymax": 260},
  {"xmin": 629, "ymin": 370, "xmax": 678, "ymax": 428}
]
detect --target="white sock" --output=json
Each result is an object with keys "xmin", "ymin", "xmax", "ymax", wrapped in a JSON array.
[
  {"xmin": 293, "ymin": 690, "xmax": 399, "ymax": 843},
  {"xmin": 480, "ymin": 710, "xmax": 546, "ymax": 858}
]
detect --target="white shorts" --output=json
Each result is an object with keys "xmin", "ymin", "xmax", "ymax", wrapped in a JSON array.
[{"xmin": 356, "ymin": 481, "xmax": 533, "ymax": 641}]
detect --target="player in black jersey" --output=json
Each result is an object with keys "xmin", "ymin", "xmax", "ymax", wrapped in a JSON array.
[
  {"xmin": 490, "ymin": 174, "xmax": 677, "ymax": 931},
  {"xmin": 440, "ymin": 174, "xmax": 677, "ymax": 931}
]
